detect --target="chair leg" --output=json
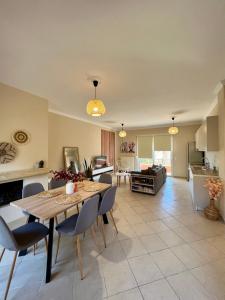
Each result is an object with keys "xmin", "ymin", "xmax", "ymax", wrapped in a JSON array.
[
  {"xmin": 76, "ymin": 204, "xmax": 79, "ymax": 213},
  {"xmin": 55, "ymin": 234, "xmax": 61, "ymax": 264},
  {"xmin": 90, "ymin": 226, "xmax": 99, "ymax": 252},
  {"xmin": 0, "ymin": 248, "xmax": 5, "ymax": 262},
  {"xmin": 100, "ymin": 217, "xmax": 107, "ymax": 248},
  {"xmin": 44, "ymin": 237, "xmax": 48, "ymax": 254},
  {"xmin": 55, "ymin": 216, "xmax": 58, "ymax": 226},
  {"xmin": 4, "ymin": 251, "xmax": 18, "ymax": 300},
  {"xmin": 33, "ymin": 244, "xmax": 36, "ymax": 256},
  {"xmin": 110, "ymin": 210, "xmax": 118, "ymax": 234},
  {"xmin": 76, "ymin": 235, "xmax": 84, "ymax": 280},
  {"xmin": 64, "ymin": 211, "xmax": 67, "ymax": 219}
]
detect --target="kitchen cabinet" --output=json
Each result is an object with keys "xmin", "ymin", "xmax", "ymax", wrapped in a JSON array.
[{"xmin": 195, "ymin": 116, "xmax": 218, "ymax": 151}]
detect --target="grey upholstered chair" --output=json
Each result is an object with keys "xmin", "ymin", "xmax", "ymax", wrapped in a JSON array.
[
  {"xmin": 55, "ymin": 195, "xmax": 100, "ymax": 280},
  {"xmin": 49, "ymin": 178, "xmax": 68, "ymax": 218},
  {"xmin": 99, "ymin": 173, "xmax": 112, "ymax": 185},
  {"xmin": 49, "ymin": 178, "xmax": 67, "ymax": 189},
  {"xmin": 0, "ymin": 216, "xmax": 49, "ymax": 300},
  {"xmin": 22, "ymin": 183, "xmax": 45, "ymax": 254},
  {"xmin": 98, "ymin": 186, "xmax": 118, "ymax": 248},
  {"xmin": 22, "ymin": 182, "xmax": 44, "ymax": 198},
  {"xmin": 0, "ymin": 183, "xmax": 45, "ymax": 262}
]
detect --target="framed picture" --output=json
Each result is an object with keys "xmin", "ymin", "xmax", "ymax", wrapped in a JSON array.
[{"xmin": 120, "ymin": 141, "xmax": 136, "ymax": 153}]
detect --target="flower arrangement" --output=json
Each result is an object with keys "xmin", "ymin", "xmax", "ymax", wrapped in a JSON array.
[
  {"xmin": 204, "ymin": 177, "xmax": 223, "ymax": 201},
  {"xmin": 51, "ymin": 170, "xmax": 84, "ymax": 182},
  {"xmin": 204, "ymin": 177, "xmax": 223, "ymax": 220}
]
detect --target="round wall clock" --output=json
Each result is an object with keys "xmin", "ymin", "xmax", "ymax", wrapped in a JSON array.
[
  {"xmin": 12, "ymin": 130, "xmax": 30, "ymax": 145},
  {"xmin": 0, "ymin": 142, "xmax": 17, "ymax": 164}
]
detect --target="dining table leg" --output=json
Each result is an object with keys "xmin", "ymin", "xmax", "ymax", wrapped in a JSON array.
[
  {"xmin": 102, "ymin": 213, "xmax": 109, "ymax": 224},
  {"xmin": 19, "ymin": 214, "xmax": 36, "ymax": 256},
  {"xmin": 46, "ymin": 217, "xmax": 54, "ymax": 283}
]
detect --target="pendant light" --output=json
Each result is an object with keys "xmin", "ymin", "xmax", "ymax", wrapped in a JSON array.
[
  {"xmin": 86, "ymin": 80, "xmax": 106, "ymax": 117},
  {"xmin": 119, "ymin": 123, "xmax": 127, "ymax": 138},
  {"xmin": 168, "ymin": 117, "xmax": 179, "ymax": 135}
]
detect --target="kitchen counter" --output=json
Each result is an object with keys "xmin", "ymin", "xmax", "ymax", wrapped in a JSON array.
[
  {"xmin": 189, "ymin": 166, "xmax": 219, "ymax": 211},
  {"xmin": 190, "ymin": 165, "xmax": 218, "ymax": 177}
]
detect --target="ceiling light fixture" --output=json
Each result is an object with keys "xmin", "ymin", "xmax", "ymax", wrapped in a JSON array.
[
  {"xmin": 119, "ymin": 123, "xmax": 127, "ymax": 138},
  {"xmin": 168, "ymin": 117, "xmax": 179, "ymax": 135},
  {"xmin": 86, "ymin": 80, "xmax": 106, "ymax": 117}
]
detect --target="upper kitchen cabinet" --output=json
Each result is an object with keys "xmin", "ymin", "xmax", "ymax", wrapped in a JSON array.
[{"xmin": 195, "ymin": 116, "xmax": 219, "ymax": 151}]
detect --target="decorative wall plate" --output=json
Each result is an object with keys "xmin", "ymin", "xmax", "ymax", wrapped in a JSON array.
[
  {"xmin": 11, "ymin": 130, "xmax": 30, "ymax": 145},
  {"xmin": 0, "ymin": 142, "xmax": 17, "ymax": 164}
]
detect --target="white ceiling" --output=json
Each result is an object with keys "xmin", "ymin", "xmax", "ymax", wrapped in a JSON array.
[{"xmin": 0, "ymin": 0, "xmax": 225, "ymax": 129}]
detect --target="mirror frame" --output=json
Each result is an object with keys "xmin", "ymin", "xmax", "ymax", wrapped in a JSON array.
[{"xmin": 63, "ymin": 146, "xmax": 80, "ymax": 173}]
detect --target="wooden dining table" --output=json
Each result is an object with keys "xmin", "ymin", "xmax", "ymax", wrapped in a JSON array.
[{"xmin": 11, "ymin": 181, "xmax": 111, "ymax": 283}]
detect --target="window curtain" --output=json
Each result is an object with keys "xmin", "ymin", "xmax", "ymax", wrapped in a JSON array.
[
  {"xmin": 101, "ymin": 130, "xmax": 115, "ymax": 166},
  {"xmin": 154, "ymin": 135, "xmax": 171, "ymax": 151},
  {"xmin": 137, "ymin": 136, "xmax": 153, "ymax": 158}
]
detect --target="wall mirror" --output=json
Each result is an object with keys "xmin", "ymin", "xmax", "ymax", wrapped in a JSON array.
[{"xmin": 63, "ymin": 147, "xmax": 80, "ymax": 173}]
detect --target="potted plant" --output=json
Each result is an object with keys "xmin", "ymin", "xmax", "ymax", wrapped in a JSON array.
[
  {"xmin": 204, "ymin": 177, "xmax": 223, "ymax": 220},
  {"xmin": 83, "ymin": 158, "xmax": 93, "ymax": 180}
]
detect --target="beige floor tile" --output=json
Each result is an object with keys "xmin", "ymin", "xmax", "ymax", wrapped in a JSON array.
[
  {"xmin": 128, "ymin": 254, "xmax": 163, "ymax": 285},
  {"xmin": 158, "ymin": 230, "xmax": 184, "ymax": 247},
  {"xmin": 171, "ymin": 244, "xmax": 208, "ymax": 269},
  {"xmin": 140, "ymin": 212, "xmax": 159, "ymax": 222},
  {"xmin": 73, "ymin": 270, "xmax": 107, "ymax": 300},
  {"xmin": 167, "ymin": 270, "xmax": 217, "ymax": 300},
  {"xmin": 190, "ymin": 239, "xmax": 225, "ymax": 262},
  {"xmin": 117, "ymin": 224, "xmax": 137, "ymax": 240},
  {"xmin": 107, "ymin": 288, "xmax": 143, "ymax": 300},
  {"xmin": 147, "ymin": 220, "xmax": 169, "ymax": 233},
  {"xmin": 131, "ymin": 222, "xmax": 154, "ymax": 236},
  {"xmin": 139, "ymin": 278, "xmax": 179, "ymax": 300},
  {"xmin": 207, "ymin": 235, "xmax": 225, "ymax": 254},
  {"xmin": 191, "ymin": 265, "xmax": 225, "ymax": 300},
  {"xmin": 173, "ymin": 225, "xmax": 202, "ymax": 242},
  {"xmin": 120, "ymin": 237, "xmax": 147, "ymax": 258},
  {"xmin": 38, "ymin": 274, "xmax": 74, "ymax": 300},
  {"xmin": 103, "ymin": 261, "xmax": 137, "ymax": 296},
  {"xmin": 140, "ymin": 234, "xmax": 168, "ymax": 253},
  {"xmin": 161, "ymin": 216, "xmax": 182, "ymax": 229},
  {"xmin": 151, "ymin": 249, "xmax": 186, "ymax": 276}
]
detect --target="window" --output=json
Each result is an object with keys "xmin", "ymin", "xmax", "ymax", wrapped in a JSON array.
[{"xmin": 137, "ymin": 134, "xmax": 172, "ymax": 175}]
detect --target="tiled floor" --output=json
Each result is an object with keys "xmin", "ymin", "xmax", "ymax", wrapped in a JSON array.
[{"xmin": 1, "ymin": 177, "xmax": 225, "ymax": 299}]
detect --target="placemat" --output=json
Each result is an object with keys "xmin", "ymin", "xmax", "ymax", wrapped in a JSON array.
[
  {"xmin": 55, "ymin": 193, "xmax": 81, "ymax": 205},
  {"xmin": 38, "ymin": 190, "xmax": 63, "ymax": 198}
]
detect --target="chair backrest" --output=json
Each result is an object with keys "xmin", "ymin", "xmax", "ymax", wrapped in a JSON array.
[
  {"xmin": 0, "ymin": 217, "xmax": 18, "ymax": 251},
  {"xmin": 99, "ymin": 173, "xmax": 112, "ymax": 185},
  {"xmin": 74, "ymin": 195, "xmax": 99, "ymax": 235},
  {"xmin": 99, "ymin": 186, "xmax": 117, "ymax": 215},
  {"xmin": 49, "ymin": 178, "xmax": 67, "ymax": 189},
  {"xmin": 22, "ymin": 183, "xmax": 44, "ymax": 198}
]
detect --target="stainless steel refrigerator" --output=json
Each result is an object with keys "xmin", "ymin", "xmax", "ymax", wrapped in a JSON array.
[{"xmin": 186, "ymin": 141, "xmax": 204, "ymax": 180}]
